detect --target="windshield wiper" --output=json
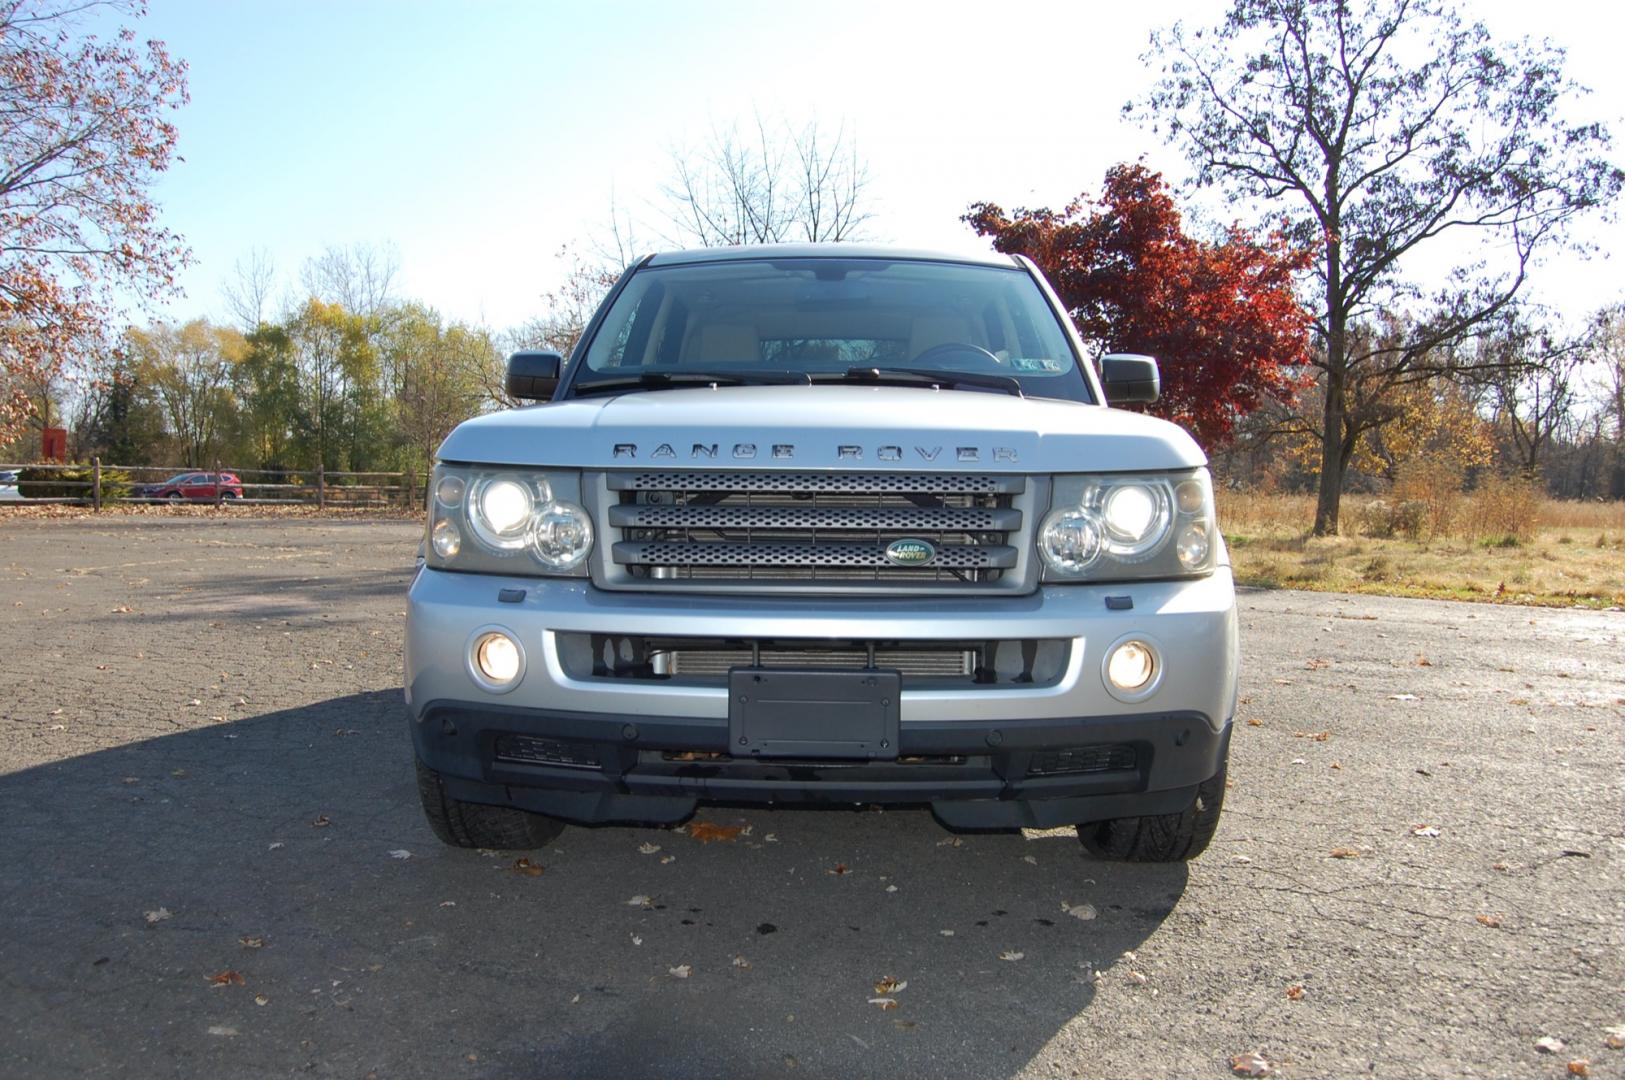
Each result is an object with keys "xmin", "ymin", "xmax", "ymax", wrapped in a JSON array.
[
  {"xmin": 571, "ymin": 370, "xmax": 813, "ymax": 397},
  {"xmin": 811, "ymin": 366, "xmax": 1024, "ymax": 397}
]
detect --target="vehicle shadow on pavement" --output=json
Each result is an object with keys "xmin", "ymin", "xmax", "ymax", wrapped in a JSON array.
[{"xmin": 0, "ymin": 691, "xmax": 1187, "ymax": 1080}]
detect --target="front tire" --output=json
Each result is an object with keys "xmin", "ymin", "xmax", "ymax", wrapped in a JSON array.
[
  {"xmin": 1077, "ymin": 768, "xmax": 1226, "ymax": 862},
  {"xmin": 415, "ymin": 759, "xmax": 566, "ymax": 850}
]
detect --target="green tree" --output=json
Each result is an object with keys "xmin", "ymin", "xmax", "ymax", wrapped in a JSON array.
[
  {"xmin": 236, "ymin": 324, "xmax": 300, "ymax": 471},
  {"xmin": 286, "ymin": 299, "xmax": 377, "ymax": 471},
  {"xmin": 125, "ymin": 319, "xmax": 245, "ymax": 468},
  {"xmin": 1136, "ymin": 0, "xmax": 1623, "ymax": 533},
  {"xmin": 380, "ymin": 303, "xmax": 490, "ymax": 469}
]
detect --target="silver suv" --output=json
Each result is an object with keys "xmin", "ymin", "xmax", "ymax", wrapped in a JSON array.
[{"xmin": 407, "ymin": 246, "xmax": 1237, "ymax": 861}]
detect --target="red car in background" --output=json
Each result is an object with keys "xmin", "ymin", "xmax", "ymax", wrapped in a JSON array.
[{"xmin": 137, "ymin": 471, "xmax": 245, "ymax": 502}]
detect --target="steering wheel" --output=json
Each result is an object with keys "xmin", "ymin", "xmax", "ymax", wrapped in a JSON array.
[{"xmin": 909, "ymin": 342, "xmax": 1004, "ymax": 371}]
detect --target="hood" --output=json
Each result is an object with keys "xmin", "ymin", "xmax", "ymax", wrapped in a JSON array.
[{"xmin": 436, "ymin": 385, "xmax": 1206, "ymax": 473}]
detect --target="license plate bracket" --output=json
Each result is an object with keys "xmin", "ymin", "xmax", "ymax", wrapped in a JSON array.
[{"xmin": 727, "ymin": 668, "xmax": 900, "ymax": 760}]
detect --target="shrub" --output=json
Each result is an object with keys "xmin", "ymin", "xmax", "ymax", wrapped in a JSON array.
[
  {"xmin": 17, "ymin": 465, "xmax": 133, "ymax": 501},
  {"xmin": 1389, "ymin": 459, "xmax": 1461, "ymax": 540},
  {"xmin": 1459, "ymin": 474, "xmax": 1539, "ymax": 544}
]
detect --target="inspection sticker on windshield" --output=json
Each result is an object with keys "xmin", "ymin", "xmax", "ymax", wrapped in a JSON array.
[{"xmin": 1011, "ymin": 357, "xmax": 1067, "ymax": 372}]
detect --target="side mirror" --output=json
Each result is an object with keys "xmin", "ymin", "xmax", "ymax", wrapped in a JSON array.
[
  {"xmin": 1100, "ymin": 353, "xmax": 1160, "ymax": 405},
  {"xmin": 506, "ymin": 350, "xmax": 563, "ymax": 401}
]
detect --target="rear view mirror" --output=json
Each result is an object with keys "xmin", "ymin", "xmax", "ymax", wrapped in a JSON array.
[
  {"xmin": 506, "ymin": 351, "xmax": 563, "ymax": 401},
  {"xmin": 1100, "ymin": 353, "xmax": 1160, "ymax": 405}
]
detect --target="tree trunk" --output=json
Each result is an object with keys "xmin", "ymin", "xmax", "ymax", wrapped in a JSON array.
[
  {"xmin": 1313, "ymin": 246, "xmax": 1347, "ymax": 536},
  {"xmin": 1313, "ymin": 365, "xmax": 1346, "ymax": 535}
]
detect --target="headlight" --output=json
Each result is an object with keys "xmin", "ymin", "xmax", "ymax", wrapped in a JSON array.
[
  {"xmin": 469, "ymin": 475, "xmax": 546, "ymax": 551},
  {"xmin": 1039, "ymin": 469, "xmax": 1216, "ymax": 581},
  {"xmin": 531, "ymin": 500, "xmax": 593, "ymax": 570},
  {"xmin": 425, "ymin": 465, "xmax": 593, "ymax": 577}
]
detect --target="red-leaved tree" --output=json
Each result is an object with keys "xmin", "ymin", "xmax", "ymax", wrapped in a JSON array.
[
  {"xmin": 965, "ymin": 164, "xmax": 1311, "ymax": 447},
  {"xmin": 1, "ymin": 0, "xmax": 189, "ymax": 444}
]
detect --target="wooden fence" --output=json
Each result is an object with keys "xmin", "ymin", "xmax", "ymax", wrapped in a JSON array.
[{"xmin": 0, "ymin": 460, "xmax": 423, "ymax": 511}]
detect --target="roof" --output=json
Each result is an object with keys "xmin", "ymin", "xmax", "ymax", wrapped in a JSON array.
[{"xmin": 642, "ymin": 243, "xmax": 1021, "ymax": 270}]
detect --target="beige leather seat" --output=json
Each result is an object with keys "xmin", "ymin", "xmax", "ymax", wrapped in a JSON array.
[
  {"xmin": 687, "ymin": 322, "xmax": 760, "ymax": 365},
  {"xmin": 908, "ymin": 315, "xmax": 977, "ymax": 358}
]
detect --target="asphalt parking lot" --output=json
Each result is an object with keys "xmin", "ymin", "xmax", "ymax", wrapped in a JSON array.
[{"xmin": 0, "ymin": 515, "xmax": 1621, "ymax": 1079}]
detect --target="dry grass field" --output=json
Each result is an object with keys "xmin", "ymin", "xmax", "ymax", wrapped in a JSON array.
[{"xmin": 1219, "ymin": 489, "xmax": 1625, "ymax": 608}]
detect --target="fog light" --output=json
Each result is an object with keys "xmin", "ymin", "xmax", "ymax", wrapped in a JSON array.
[
  {"xmin": 1106, "ymin": 640, "xmax": 1156, "ymax": 692},
  {"xmin": 474, "ymin": 631, "xmax": 521, "ymax": 685},
  {"xmin": 431, "ymin": 518, "xmax": 462, "ymax": 558}
]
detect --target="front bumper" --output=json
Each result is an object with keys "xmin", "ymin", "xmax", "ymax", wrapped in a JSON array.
[{"xmin": 405, "ymin": 567, "xmax": 1238, "ymax": 828}]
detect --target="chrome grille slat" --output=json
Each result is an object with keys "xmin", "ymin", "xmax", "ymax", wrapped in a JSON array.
[
  {"xmin": 608, "ymin": 504, "xmax": 1021, "ymax": 531},
  {"xmin": 613, "ymin": 541, "xmax": 1017, "ymax": 569},
  {"xmin": 607, "ymin": 471, "xmax": 1024, "ymax": 494}
]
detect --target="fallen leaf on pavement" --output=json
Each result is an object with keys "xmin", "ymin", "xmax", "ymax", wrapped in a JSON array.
[
  {"xmin": 1230, "ymin": 1050, "xmax": 1274, "ymax": 1077},
  {"xmin": 638, "ymin": 842, "xmax": 661, "ymax": 855},
  {"xmin": 144, "ymin": 907, "xmax": 171, "ymax": 925},
  {"xmin": 627, "ymin": 894, "xmax": 653, "ymax": 907},
  {"xmin": 1305, "ymin": 658, "xmax": 1329, "ymax": 669},
  {"xmin": 1285, "ymin": 984, "xmax": 1304, "ymax": 1000},
  {"xmin": 868, "ymin": 997, "xmax": 898, "ymax": 1010},
  {"xmin": 873, "ymin": 975, "xmax": 907, "ymax": 994},
  {"xmin": 1388, "ymin": 693, "xmax": 1418, "ymax": 701},
  {"xmin": 668, "ymin": 965, "xmax": 692, "ymax": 979},
  {"xmin": 687, "ymin": 821, "xmax": 743, "ymax": 843},
  {"xmin": 1603, "ymin": 1024, "xmax": 1625, "ymax": 1049},
  {"xmin": 388, "ymin": 849, "xmax": 411, "ymax": 860},
  {"xmin": 732, "ymin": 955, "xmax": 751, "ymax": 969},
  {"xmin": 1245, "ymin": 718, "xmax": 1263, "ymax": 727},
  {"xmin": 1411, "ymin": 825, "xmax": 1441, "ymax": 838},
  {"xmin": 237, "ymin": 935, "xmax": 265, "ymax": 949},
  {"xmin": 1126, "ymin": 970, "xmax": 1148, "ymax": 985},
  {"xmin": 1329, "ymin": 847, "xmax": 1360, "ymax": 859},
  {"xmin": 659, "ymin": 855, "xmax": 676, "ymax": 864},
  {"xmin": 998, "ymin": 950, "xmax": 1024, "ymax": 962},
  {"xmin": 512, "ymin": 858, "xmax": 543, "ymax": 876},
  {"xmin": 1568, "ymin": 1061, "xmax": 1590, "ymax": 1076},
  {"xmin": 1536, "ymin": 1036, "xmax": 1566, "ymax": 1054},
  {"xmin": 937, "ymin": 837, "xmax": 963, "ymax": 848},
  {"xmin": 253, "ymin": 994, "xmax": 268, "ymax": 1006},
  {"xmin": 1063, "ymin": 902, "xmax": 1097, "ymax": 921},
  {"xmin": 310, "ymin": 815, "xmax": 330, "ymax": 828},
  {"xmin": 1022, "ymin": 855, "xmax": 1037, "ymax": 865},
  {"xmin": 828, "ymin": 863, "xmax": 849, "ymax": 876},
  {"xmin": 207, "ymin": 970, "xmax": 245, "ymax": 988},
  {"xmin": 1476, "ymin": 914, "xmax": 1502, "ymax": 928},
  {"xmin": 267, "ymin": 841, "xmax": 284, "ymax": 851}
]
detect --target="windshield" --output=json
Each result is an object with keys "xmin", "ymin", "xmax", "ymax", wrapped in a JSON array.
[{"xmin": 567, "ymin": 258, "xmax": 1093, "ymax": 401}]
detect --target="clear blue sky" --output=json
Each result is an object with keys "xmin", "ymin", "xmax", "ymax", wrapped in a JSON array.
[{"xmin": 111, "ymin": 0, "xmax": 1625, "ymax": 331}]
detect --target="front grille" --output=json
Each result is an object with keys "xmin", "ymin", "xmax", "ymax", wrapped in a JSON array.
[{"xmin": 597, "ymin": 470, "xmax": 1035, "ymax": 593}]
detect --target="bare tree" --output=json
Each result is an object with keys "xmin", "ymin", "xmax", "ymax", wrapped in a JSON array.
[
  {"xmin": 660, "ymin": 115, "xmax": 872, "ymax": 248},
  {"xmin": 509, "ymin": 245, "xmax": 619, "ymax": 365},
  {"xmin": 300, "ymin": 241, "xmax": 400, "ymax": 317},
  {"xmin": 1474, "ymin": 320, "xmax": 1593, "ymax": 478},
  {"xmin": 221, "ymin": 246, "xmax": 279, "ymax": 331},
  {"xmin": 1136, "ymin": 0, "xmax": 1623, "ymax": 533}
]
